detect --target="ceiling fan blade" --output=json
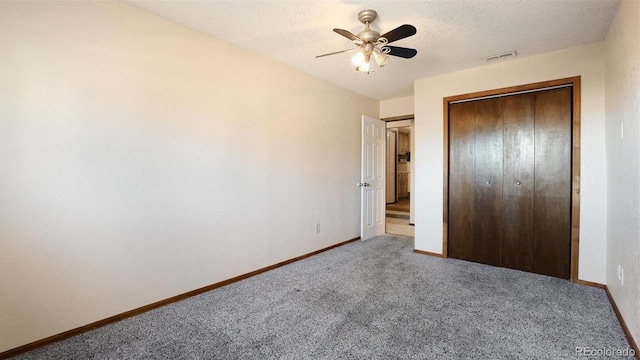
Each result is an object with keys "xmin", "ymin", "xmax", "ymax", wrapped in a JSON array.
[
  {"xmin": 333, "ymin": 28, "xmax": 360, "ymax": 42},
  {"xmin": 386, "ymin": 46, "xmax": 417, "ymax": 59},
  {"xmin": 315, "ymin": 49, "xmax": 354, "ymax": 58},
  {"xmin": 380, "ymin": 24, "xmax": 416, "ymax": 44}
]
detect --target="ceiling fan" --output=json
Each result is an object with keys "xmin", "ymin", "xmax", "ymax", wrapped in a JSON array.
[{"xmin": 316, "ymin": 9, "xmax": 417, "ymax": 74}]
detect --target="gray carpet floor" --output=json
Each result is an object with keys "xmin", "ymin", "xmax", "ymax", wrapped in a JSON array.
[{"xmin": 16, "ymin": 234, "xmax": 634, "ymax": 359}]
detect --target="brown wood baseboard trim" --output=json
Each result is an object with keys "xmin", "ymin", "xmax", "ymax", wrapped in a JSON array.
[
  {"xmin": 574, "ymin": 279, "xmax": 605, "ymax": 289},
  {"xmin": 413, "ymin": 249, "xmax": 445, "ymax": 258},
  {"xmin": 605, "ymin": 286, "xmax": 640, "ymax": 360},
  {"xmin": 0, "ymin": 237, "xmax": 360, "ymax": 359}
]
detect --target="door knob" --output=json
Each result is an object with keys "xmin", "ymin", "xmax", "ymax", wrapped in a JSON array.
[
  {"xmin": 486, "ymin": 181, "xmax": 491, "ymax": 185},
  {"xmin": 516, "ymin": 181, "xmax": 521, "ymax": 185}
]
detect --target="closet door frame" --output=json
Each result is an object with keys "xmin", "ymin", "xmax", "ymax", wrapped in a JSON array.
[{"xmin": 442, "ymin": 76, "xmax": 583, "ymax": 283}]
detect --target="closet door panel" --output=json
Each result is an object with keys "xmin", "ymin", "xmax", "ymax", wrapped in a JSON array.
[
  {"xmin": 502, "ymin": 94, "xmax": 535, "ymax": 272},
  {"xmin": 448, "ymin": 102, "xmax": 476, "ymax": 261},
  {"xmin": 533, "ymin": 88, "xmax": 572, "ymax": 279},
  {"xmin": 473, "ymin": 99, "xmax": 503, "ymax": 266}
]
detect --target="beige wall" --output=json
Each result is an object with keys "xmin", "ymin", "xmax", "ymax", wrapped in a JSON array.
[
  {"xmin": 414, "ymin": 43, "xmax": 607, "ymax": 284},
  {"xmin": 0, "ymin": 1, "xmax": 378, "ymax": 352},
  {"xmin": 605, "ymin": 0, "xmax": 640, "ymax": 346},
  {"xmin": 380, "ymin": 96, "xmax": 414, "ymax": 119}
]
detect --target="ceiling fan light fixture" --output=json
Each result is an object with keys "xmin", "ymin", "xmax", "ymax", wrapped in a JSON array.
[
  {"xmin": 374, "ymin": 50, "xmax": 389, "ymax": 67},
  {"xmin": 356, "ymin": 53, "xmax": 371, "ymax": 72},
  {"xmin": 356, "ymin": 62, "xmax": 371, "ymax": 73},
  {"xmin": 351, "ymin": 51, "xmax": 365, "ymax": 66}
]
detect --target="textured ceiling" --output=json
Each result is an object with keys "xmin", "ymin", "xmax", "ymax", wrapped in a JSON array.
[{"xmin": 124, "ymin": 0, "xmax": 620, "ymax": 100}]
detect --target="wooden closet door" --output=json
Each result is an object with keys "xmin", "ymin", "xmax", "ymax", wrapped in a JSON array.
[
  {"xmin": 533, "ymin": 88, "xmax": 572, "ymax": 279},
  {"xmin": 448, "ymin": 87, "xmax": 571, "ymax": 279},
  {"xmin": 502, "ymin": 94, "xmax": 535, "ymax": 272},
  {"xmin": 473, "ymin": 98, "xmax": 503, "ymax": 266},
  {"xmin": 449, "ymin": 99, "xmax": 503, "ymax": 266},
  {"xmin": 448, "ymin": 101, "xmax": 476, "ymax": 261}
]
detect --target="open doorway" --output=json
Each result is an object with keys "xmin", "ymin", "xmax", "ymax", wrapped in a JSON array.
[{"xmin": 385, "ymin": 120, "xmax": 414, "ymax": 237}]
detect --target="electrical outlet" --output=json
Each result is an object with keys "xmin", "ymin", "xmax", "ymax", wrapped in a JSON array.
[{"xmin": 315, "ymin": 223, "xmax": 321, "ymax": 233}]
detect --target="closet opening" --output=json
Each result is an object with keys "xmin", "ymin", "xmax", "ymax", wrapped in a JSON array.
[{"xmin": 443, "ymin": 77, "xmax": 581, "ymax": 281}]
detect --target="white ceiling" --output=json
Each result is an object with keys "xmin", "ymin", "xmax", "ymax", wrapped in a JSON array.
[{"xmin": 125, "ymin": 0, "xmax": 620, "ymax": 100}]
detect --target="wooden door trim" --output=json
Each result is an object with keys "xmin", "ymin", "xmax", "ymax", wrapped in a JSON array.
[
  {"xmin": 381, "ymin": 114, "xmax": 415, "ymax": 122},
  {"xmin": 443, "ymin": 76, "xmax": 581, "ymax": 282}
]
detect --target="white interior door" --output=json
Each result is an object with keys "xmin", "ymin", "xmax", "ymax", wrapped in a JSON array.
[{"xmin": 360, "ymin": 115, "xmax": 386, "ymax": 240}]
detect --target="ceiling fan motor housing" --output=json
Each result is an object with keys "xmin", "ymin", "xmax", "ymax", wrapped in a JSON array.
[{"xmin": 358, "ymin": 29, "xmax": 380, "ymax": 43}]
